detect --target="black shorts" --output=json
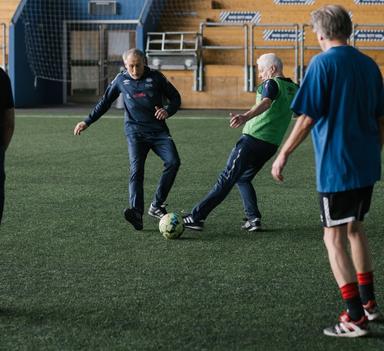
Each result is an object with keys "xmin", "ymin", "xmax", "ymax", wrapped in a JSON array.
[{"xmin": 318, "ymin": 186, "xmax": 373, "ymax": 228}]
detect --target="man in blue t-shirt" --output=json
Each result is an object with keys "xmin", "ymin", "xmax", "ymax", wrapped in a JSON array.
[
  {"xmin": 0, "ymin": 68, "xmax": 15, "ymax": 224},
  {"xmin": 271, "ymin": 5, "xmax": 384, "ymax": 338},
  {"xmin": 74, "ymin": 49, "xmax": 181, "ymax": 231}
]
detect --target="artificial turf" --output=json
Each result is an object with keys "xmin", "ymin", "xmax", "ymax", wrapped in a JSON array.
[{"xmin": 1, "ymin": 110, "xmax": 383, "ymax": 350}]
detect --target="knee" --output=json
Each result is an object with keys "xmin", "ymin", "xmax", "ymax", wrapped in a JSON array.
[
  {"xmin": 323, "ymin": 230, "xmax": 346, "ymax": 252},
  {"xmin": 129, "ymin": 163, "xmax": 144, "ymax": 180},
  {"xmin": 165, "ymin": 157, "xmax": 180, "ymax": 171},
  {"xmin": 347, "ymin": 230, "xmax": 366, "ymax": 247},
  {"xmin": 348, "ymin": 230, "xmax": 360, "ymax": 240}
]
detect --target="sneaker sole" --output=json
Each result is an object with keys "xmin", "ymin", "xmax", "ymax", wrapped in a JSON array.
[
  {"xmin": 323, "ymin": 328, "xmax": 369, "ymax": 338},
  {"xmin": 184, "ymin": 225, "xmax": 203, "ymax": 231},
  {"xmin": 247, "ymin": 226, "xmax": 261, "ymax": 232},
  {"xmin": 148, "ymin": 211, "xmax": 163, "ymax": 219}
]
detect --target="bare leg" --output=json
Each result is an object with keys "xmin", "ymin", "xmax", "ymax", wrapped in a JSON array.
[
  {"xmin": 347, "ymin": 221, "xmax": 373, "ymax": 273},
  {"xmin": 323, "ymin": 225, "xmax": 356, "ymax": 287}
]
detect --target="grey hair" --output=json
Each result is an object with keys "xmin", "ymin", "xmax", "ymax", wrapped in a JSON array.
[
  {"xmin": 122, "ymin": 48, "xmax": 146, "ymax": 61},
  {"xmin": 256, "ymin": 53, "xmax": 283, "ymax": 72},
  {"xmin": 311, "ymin": 5, "xmax": 352, "ymax": 40}
]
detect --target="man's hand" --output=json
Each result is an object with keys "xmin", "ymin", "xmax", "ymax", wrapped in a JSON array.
[
  {"xmin": 154, "ymin": 106, "xmax": 169, "ymax": 120},
  {"xmin": 271, "ymin": 153, "xmax": 288, "ymax": 182},
  {"xmin": 271, "ymin": 115, "xmax": 314, "ymax": 183},
  {"xmin": 229, "ymin": 112, "xmax": 247, "ymax": 128},
  {"xmin": 73, "ymin": 121, "xmax": 88, "ymax": 135}
]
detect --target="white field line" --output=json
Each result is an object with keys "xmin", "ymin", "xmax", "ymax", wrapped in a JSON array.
[{"xmin": 15, "ymin": 114, "xmax": 227, "ymax": 120}]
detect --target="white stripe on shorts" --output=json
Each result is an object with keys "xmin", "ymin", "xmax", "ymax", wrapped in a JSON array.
[{"xmin": 322, "ymin": 197, "xmax": 356, "ymax": 227}]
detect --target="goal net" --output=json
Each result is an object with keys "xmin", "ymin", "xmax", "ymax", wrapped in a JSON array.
[{"xmin": 18, "ymin": 0, "xmax": 140, "ymax": 95}]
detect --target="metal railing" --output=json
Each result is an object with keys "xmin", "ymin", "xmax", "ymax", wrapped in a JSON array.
[
  {"xmin": 146, "ymin": 31, "xmax": 200, "ymax": 52},
  {"xmin": 198, "ymin": 22, "xmax": 249, "ymax": 92},
  {"xmin": 300, "ymin": 23, "xmax": 384, "ymax": 82},
  {"xmin": 299, "ymin": 24, "xmax": 321, "ymax": 82},
  {"xmin": 146, "ymin": 31, "xmax": 201, "ymax": 90},
  {"xmin": 250, "ymin": 23, "xmax": 300, "ymax": 90},
  {"xmin": 352, "ymin": 24, "xmax": 384, "ymax": 51},
  {"xmin": 0, "ymin": 23, "xmax": 6, "ymax": 71},
  {"xmin": 145, "ymin": 22, "xmax": 384, "ymax": 92}
]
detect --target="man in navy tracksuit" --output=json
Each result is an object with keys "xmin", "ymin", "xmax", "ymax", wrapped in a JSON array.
[{"xmin": 74, "ymin": 48, "xmax": 181, "ymax": 230}]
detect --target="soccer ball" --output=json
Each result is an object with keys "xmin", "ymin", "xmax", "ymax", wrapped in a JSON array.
[{"xmin": 159, "ymin": 212, "xmax": 185, "ymax": 239}]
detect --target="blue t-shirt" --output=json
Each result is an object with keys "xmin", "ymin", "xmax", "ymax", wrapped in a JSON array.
[{"xmin": 291, "ymin": 46, "xmax": 384, "ymax": 192}]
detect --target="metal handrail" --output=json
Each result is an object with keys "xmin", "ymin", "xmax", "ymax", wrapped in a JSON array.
[
  {"xmin": 144, "ymin": 22, "xmax": 384, "ymax": 93},
  {"xmin": 352, "ymin": 23, "xmax": 384, "ymax": 51},
  {"xmin": 301, "ymin": 23, "xmax": 384, "ymax": 82},
  {"xmin": 0, "ymin": 23, "xmax": 6, "ymax": 71},
  {"xmin": 146, "ymin": 31, "xmax": 200, "ymax": 52},
  {"xmin": 199, "ymin": 22, "xmax": 249, "ymax": 92},
  {"xmin": 250, "ymin": 23, "xmax": 300, "ymax": 89},
  {"xmin": 300, "ymin": 24, "xmax": 321, "ymax": 82}
]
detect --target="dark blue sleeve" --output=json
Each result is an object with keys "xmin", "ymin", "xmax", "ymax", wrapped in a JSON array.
[
  {"xmin": 377, "ymin": 82, "xmax": 384, "ymax": 118},
  {"xmin": 157, "ymin": 72, "xmax": 181, "ymax": 118},
  {"xmin": 291, "ymin": 56, "xmax": 329, "ymax": 121},
  {"xmin": 84, "ymin": 74, "xmax": 121, "ymax": 125},
  {"xmin": 261, "ymin": 79, "xmax": 279, "ymax": 100}
]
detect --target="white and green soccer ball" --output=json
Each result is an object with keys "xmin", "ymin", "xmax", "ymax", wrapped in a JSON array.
[{"xmin": 159, "ymin": 212, "xmax": 185, "ymax": 239}]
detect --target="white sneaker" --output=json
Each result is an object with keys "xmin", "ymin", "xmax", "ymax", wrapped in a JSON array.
[
  {"xmin": 323, "ymin": 311, "xmax": 369, "ymax": 338},
  {"xmin": 363, "ymin": 300, "xmax": 383, "ymax": 321}
]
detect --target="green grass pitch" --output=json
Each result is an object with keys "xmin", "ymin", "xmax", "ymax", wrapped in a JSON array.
[{"xmin": 1, "ymin": 109, "xmax": 383, "ymax": 350}]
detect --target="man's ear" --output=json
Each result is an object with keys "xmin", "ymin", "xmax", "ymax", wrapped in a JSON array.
[{"xmin": 316, "ymin": 32, "xmax": 325, "ymax": 41}]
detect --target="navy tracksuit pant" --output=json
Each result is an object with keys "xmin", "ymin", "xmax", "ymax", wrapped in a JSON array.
[
  {"xmin": 191, "ymin": 134, "xmax": 277, "ymax": 222},
  {"xmin": 127, "ymin": 131, "xmax": 180, "ymax": 215}
]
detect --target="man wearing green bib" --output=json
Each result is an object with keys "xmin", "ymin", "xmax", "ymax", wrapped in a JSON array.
[{"xmin": 183, "ymin": 53, "xmax": 298, "ymax": 231}]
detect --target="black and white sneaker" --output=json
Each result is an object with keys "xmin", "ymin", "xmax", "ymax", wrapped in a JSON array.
[
  {"xmin": 148, "ymin": 203, "xmax": 167, "ymax": 219},
  {"xmin": 323, "ymin": 311, "xmax": 369, "ymax": 338},
  {"xmin": 241, "ymin": 218, "xmax": 261, "ymax": 232},
  {"xmin": 123, "ymin": 208, "xmax": 143, "ymax": 230},
  {"xmin": 183, "ymin": 214, "xmax": 204, "ymax": 231}
]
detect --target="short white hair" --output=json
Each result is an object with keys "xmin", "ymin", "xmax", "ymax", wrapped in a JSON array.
[
  {"xmin": 256, "ymin": 53, "xmax": 283, "ymax": 72},
  {"xmin": 122, "ymin": 48, "xmax": 145, "ymax": 61}
]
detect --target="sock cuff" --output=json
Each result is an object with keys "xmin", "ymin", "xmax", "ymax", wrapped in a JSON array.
[
  {"xmin": 357, "ymin": 271, "xmax": 373, "ymax": 286},
  {"xmin": 340, "ymin": 282, "xmax": 359, "ymax": 300}
]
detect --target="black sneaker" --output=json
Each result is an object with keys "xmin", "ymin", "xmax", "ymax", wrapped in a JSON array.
[
  {"xmin": 123, "ymin": 208, "xmax": 143, "ymax": 230},
  {"xmin": 183, "ymin": 214, "xmax": 204, "ymax": 231},
  {"xmin": 241, "ymin": 218, "xmax": 261, "ymax": 232},
  {"xmin": 148, "ymin": 203, "xmax": 167, "ymax": 219}
]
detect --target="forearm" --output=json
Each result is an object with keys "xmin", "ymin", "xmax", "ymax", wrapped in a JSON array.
[
  {"xmin": 2, "ymin": 108, "xmax": 15, "ymax": 150},
  {"xmin": 279, "ymin": 114, "xmax": 313, "ymax": 157},
  {"xmin": 84, "ymin": 96, "xmax": 113, "ymax": 125},
  {"xmin": 85, "ymin": 83, "xmax": 120, "ymax": 125},
  {"xmin": 164, "ymin": 100, "xmax": 180, "ymax": 118},
  {"xmin": 271, "ymin": 114, "xmax": 313, "ymax": 182},
  {"xmin": 243, "ymin": 98, "xmax": 271, "ymax": 121},
  {"xmin": 164, "ymin": 91, "xmax": 181, "ymax": 118}
]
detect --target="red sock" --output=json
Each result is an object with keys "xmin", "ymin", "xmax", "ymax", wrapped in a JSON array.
[
  {"xmin": 340, "ymin": 283, "xmax": 364, "ymax": 321},
  {"xmin": 357, "ymin": 271, "xmax": 373, "ymax": 286},
  {"xmin": 340, "ymin": 282, "xmax": 360, "ymax": 300}
]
